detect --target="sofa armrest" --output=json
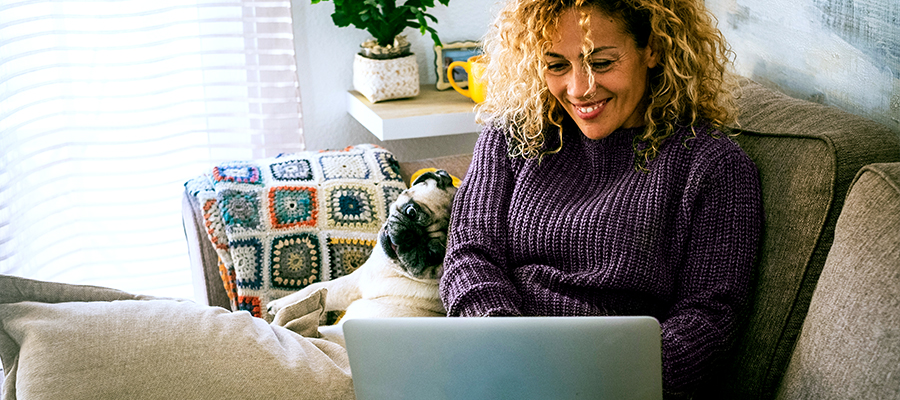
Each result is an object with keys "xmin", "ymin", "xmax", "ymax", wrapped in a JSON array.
[
  {"xmin": 775, "ymin": 162, "xmax": 900, "ymax": 399},
  {"xmin": 182, "ymin": 188, "xmax": 232, "ymax": 308}
]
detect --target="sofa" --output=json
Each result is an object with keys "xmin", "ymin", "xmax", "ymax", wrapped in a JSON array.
[
  {"xmin": 0, "ymin": 75, "xmax": 896, "ymax": 398},
  {"xmin": 179, "ymin": 78, "xmax": 900, "ymax": 399}
]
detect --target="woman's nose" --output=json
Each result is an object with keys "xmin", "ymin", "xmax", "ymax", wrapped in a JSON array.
[{"xmin": 567, "ymin": 66, "xmax": 594, "ymax": 99}]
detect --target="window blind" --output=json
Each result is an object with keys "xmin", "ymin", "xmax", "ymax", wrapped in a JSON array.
[{"xmin": 0, "ymin": 0, "xmax": 304, "ymax": 300}]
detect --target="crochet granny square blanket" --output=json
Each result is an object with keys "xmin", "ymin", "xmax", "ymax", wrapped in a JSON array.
[{"xmin": 185, "ymin": 144, "xmax": 407, "ymax": 320}]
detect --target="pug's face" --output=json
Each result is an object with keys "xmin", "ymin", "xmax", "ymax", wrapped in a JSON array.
[{"xmin": 380, "ymin": 170, "xmax": 457, "ymax": 280}]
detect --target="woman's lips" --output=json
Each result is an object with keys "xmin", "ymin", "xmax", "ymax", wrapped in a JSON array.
[{"xmin": 573, "ymin": 98, "xmax": 608, "ymax": 120}]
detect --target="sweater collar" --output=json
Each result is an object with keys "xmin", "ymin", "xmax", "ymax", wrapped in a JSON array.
[{"xmin": 570, "ymin": 120, "xmax": 643, "ymax": 150}]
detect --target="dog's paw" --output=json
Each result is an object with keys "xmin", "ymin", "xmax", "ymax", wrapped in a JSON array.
[{"xmin": 266, "ymin": 299, "xmax": 285, "ymax": 315}]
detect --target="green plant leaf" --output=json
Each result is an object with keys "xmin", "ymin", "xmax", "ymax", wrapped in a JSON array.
[
  {"xmin": 311, "ymin": 0, "xmax": 450, "ymax": 48},
  {"xmin": 332, "ymin": 13, "xmax": 352, "ymax": 27},
  {"xmin": 415, "ymin": 12, "xmax": 427, "ymax": 33}
]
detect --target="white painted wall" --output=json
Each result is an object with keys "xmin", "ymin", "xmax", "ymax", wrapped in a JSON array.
[
  {"xmin": 290, "ymin": 0, "xmax": 501, "ymax": 161},
  {"xmin": 706, "ymin": 0, "xmax": 900, "ymax": 136}
]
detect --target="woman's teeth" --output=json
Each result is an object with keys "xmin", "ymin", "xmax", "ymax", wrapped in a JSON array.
[{"xmin": 576, "ymin": 99, "xmax": 606, "ymax": 114}]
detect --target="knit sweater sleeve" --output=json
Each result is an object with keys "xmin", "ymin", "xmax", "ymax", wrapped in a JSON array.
[
  {"xmin": 661, "ymin": 144, "xmax": 763, "ymax": 393},
  {"xmin": 440, "ymin": 126, "xmax": 524, "ymax": 317}
]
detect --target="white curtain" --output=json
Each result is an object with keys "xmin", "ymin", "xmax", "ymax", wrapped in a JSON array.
[{"xmin": 0, "ymin": 0, "xmax": 304, "ymax": 300}]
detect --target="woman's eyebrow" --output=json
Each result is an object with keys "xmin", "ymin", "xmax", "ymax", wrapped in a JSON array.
[{"xmin": 544, "ymin": 47, "xmax": 617, "ymax": 59}]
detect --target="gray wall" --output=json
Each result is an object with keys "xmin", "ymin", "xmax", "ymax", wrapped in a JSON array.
[
  {"xmin": 292, "ymin": 0, "xmax": 900, "ymax": 162},
  {"xmin": 707, "ymin": 0, "xmax": 899, "ymax": 136}
]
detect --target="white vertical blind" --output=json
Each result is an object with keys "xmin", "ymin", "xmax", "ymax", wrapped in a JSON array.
[{"xmin": 0, "ymin": 0, "xmax": 304, "ymax": 300}]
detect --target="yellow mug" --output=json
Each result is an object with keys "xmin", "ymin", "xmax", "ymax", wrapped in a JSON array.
[{"xmin": 448, "ymin": 55, "xmax": 487, "ymax": 103}]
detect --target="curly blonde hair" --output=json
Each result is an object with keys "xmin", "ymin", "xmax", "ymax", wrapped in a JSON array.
[{"xmin": 477, "ymin": 0, "xmax": 737, "ymax": 167}]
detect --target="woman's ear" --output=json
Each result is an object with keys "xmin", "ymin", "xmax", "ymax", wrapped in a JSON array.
[{"xmin": 644, "ymin": 36, "xmax": 660, "ymax": 69}]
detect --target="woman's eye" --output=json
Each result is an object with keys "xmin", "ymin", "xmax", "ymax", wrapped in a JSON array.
[
  {"xmin": 546, "ymin": 62, "xmax": 568, "ymax": 74},
  {"xmin": 590, "ymin": 60, "xmax": 613, "ymax": 71}
]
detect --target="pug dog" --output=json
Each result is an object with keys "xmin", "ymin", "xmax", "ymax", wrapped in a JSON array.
[{"xmin": 266, "ymin": 170, "xmax": 457, "ymax": 323}]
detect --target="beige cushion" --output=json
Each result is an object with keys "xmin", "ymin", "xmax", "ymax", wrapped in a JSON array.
[
  {"xmin": 0, "ymin": 275, "xmax": 352, "ymax": 400},
  {"xmin": 775, "ymin": 163, "xmax": 900, "ymax": 399},
  {"xmin": 698, "ymin": 79, "xmax": 900, "ymax": 399}
]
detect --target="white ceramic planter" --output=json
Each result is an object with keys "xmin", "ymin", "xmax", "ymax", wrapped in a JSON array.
[{"xmin": 353, "ymin": 53, "xmax": 419, "ymax": 103}]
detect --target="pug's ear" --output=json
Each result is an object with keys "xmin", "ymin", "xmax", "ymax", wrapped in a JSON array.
[
  {"xmin": 412, "ymin": 171, "xmax": 435, "ymax": 186},
  {"xmin": 410, "ymin": 168, "xmax": 459, "ymax": 188},
  {"xmin": 412, "ymin": 169, "xmax": 453, "ymax": 189}
]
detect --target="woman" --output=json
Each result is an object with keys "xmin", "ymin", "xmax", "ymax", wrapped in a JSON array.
[{"xmin": 439, "ymin": 0, "xmax": 764, "ymax": 397}]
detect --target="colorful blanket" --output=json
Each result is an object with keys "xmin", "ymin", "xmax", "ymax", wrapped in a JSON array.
[{"xmin": 185, "ymin": 144, "xmax": 407, "ymax": 320}]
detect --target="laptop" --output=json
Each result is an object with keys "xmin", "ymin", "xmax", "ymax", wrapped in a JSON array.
[{"xmin": 342, "ymin": 316, "xmax": 662, "ymax": 400}]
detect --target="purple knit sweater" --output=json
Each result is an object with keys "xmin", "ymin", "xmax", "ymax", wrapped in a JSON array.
[{"xmin": 440, "ymin": 121, "xmax": 763, "ymax": 394}]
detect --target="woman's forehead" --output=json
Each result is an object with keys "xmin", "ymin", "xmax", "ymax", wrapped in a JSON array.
[{"xmin": 547, "ymin": 7, "xmax": 632, "ymax": 51}]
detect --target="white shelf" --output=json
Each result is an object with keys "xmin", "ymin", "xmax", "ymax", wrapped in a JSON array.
[{"xmin": 346, "ymin": 85, "xmax": 481, "ymax": 140}]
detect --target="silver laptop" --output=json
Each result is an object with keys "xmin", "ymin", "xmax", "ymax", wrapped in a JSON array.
[{"xmin": 342, "ymin": 316, "xmax": 662, "ymax": 400}]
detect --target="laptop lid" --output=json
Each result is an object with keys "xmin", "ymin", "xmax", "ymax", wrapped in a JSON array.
[{"xmin": 342, "ymin": 316, "xmax": 662, "ymax": 400}]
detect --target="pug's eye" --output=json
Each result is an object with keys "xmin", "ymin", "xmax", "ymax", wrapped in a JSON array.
[{"xmin": 403, "ymin": 204, "xmax": 418, "ymax": 220}]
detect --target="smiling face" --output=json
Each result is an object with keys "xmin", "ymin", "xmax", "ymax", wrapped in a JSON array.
[{"xmin": 544, "ymin": 7, "xmax": 658, "ymax": 140}]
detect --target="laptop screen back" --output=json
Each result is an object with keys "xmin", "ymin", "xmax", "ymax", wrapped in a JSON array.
[{"xmin": 342, "ymin": 316, "xmax": 662, "ymax": 400}]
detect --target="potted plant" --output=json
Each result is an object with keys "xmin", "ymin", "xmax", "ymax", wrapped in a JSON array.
[{"xmin": 311, "ymin": 0, "xmax": 451, "ymax": 102}]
